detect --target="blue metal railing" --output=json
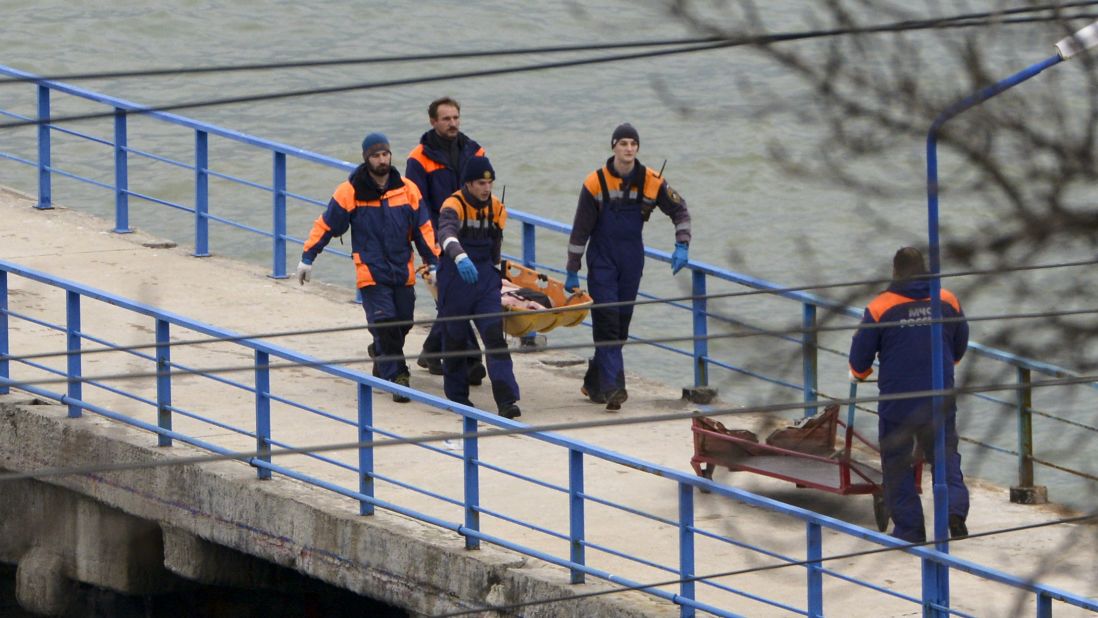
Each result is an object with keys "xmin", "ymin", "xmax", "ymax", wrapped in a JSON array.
[
  {"xmin": 1, "ymin": 65, "xmax": 1096, "ymax": 614},
  {"xmin": 1, "ymin": 84, "xmax": 1089, "ymax": 420},
  {"xmin": 1, "ymin": 260, "xmax": 1096, "ymax": 616}
]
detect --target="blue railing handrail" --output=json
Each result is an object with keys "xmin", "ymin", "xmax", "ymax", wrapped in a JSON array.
[
  {"xmin": 0, "ymin": 260, "xmax": 840, "ymax": 487},
  {"xmin": 1, "ymin": 259, "xmax": 1095, "ymax": 614},
  {"xmin": 0, "ymin": 259, "xmax": 806, "ymax": 495},
  {"xmin": 0, "ymin": 65, "xmax": 354, "ymax": 171},
  {"xmin": 504, "ymin": 212, "xmax": 1092, "ymax": 384}
]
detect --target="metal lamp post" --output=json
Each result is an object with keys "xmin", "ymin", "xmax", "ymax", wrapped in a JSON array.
[{"xmin": 923, "ymin": 20, "xmax": 1098, "ymax": 617}]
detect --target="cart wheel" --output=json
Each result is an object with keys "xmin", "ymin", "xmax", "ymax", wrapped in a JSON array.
[
  {"xmin": 698, "ymin": 464, "xmax": 715, "ymax": 494},
  {"xmin": 873, "ymin": 492, "xmax": 890, "ymax": 532}
]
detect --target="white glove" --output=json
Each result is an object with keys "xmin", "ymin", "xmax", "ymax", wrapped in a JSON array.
[{"xmin": 296, "ymin": 260, "xmax": 312, "ymax": 285}]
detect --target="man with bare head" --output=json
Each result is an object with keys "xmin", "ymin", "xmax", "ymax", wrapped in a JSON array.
[{"xmin": 406, "ymin": 97, "xmax": 486, "ymax": 382}]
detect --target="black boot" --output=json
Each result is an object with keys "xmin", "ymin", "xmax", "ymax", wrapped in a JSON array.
[
  {"xmin": 605, "ymin": 388, "xmax": 628, "ymax": 412},
  {"xmin": 467, "ymin": 361, "xmax": 486, "ymax": 386},
  {"xmin": 368, "ymin": 343, "xmax": 380, "ymax": 377},
  {"xmin": 580, "ymin": 386, "xmax": 606, "ymax": 404},
  {"xmin": 417, "ymin": 351, "xmax": 443, "ymax": 375},
  {"xmin": 949, "ymin": 515, "xmax": 968, "ymax": 539},
  {"xmin": 498, "ymin": 402, "xmax": 521, "ymax": 419},
  {"xmin": 391, "ymin": 373, "xmax": 411, "ymax": 403}
]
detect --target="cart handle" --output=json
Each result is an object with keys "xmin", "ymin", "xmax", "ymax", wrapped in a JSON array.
[{"xmin": 843, "ymin": 381, "xmax": 862, "ymax": 457}]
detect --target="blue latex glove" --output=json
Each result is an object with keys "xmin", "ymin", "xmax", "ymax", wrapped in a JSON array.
[
  {"xmin": 456, "ymin": 256, "xmax": 479, "ymax": 284},
  {"xmin": 564, "ymin": 271, "xmax": 580, "ymax": 293},
  {"xmin": 671, "ymin": 242, "xmax": 689, "ymax": 274}
]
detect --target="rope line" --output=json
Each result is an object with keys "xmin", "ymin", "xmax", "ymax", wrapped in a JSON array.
[
  {"xmin": 2, "ymin": 372, "xmax": 1096, "ymax": 485},
  {"xmin": 4, "ymin": 9, "xmax": 1098, "ymax": 130},
  {"xmin": 1, "ymin": 255, "xmax": 1094, "ymax": 365}
]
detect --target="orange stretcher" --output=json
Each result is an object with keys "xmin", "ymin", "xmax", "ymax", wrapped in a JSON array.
[
  {"xmin": 690, "ymin": 382, "xmax": 920, "ymax": 532},
  {"xmin": 498, "ymin": 260, "xmax": 593, "ymax": 337},
  {"xmin": 416, "ymin": 260, "xmax": 594, "ymax": 338}
]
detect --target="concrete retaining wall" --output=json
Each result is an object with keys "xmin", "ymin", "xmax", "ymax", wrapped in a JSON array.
[{"xmin": 0, "ymin": 398, "xmax": 671, "ymax": 617}]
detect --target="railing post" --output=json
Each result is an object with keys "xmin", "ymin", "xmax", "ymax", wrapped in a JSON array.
[
  {"xmin": 1017, "ymin": 367, "xmax": 1034, "ymax": 488},
  {"xmin": 518, "ymin": 221, "xmax": 540, "ymax": 347},
  {"xmin": 922, "ymin": 556, "xmax": 948, "ymax": 618},
  {"xmin": 802, "ymin": 303, "xmax": 818, "ymax": 417},
  {"xmin": 678, "ymin": 482, "xmax": 696, "ymax": 618},
  {"xmin": 65, "ymin": 291, "xmax": 81, "ymax": 418},
  {"xmin": 463, "ymin": 415, "xmax": 480, "ymax": 550},
  {"xmin": 691, "ymin": 270, "xmax": 708, "ymax": 387},
  {"xmin": 155, "ymin": 319, "xmax": 172, "ymax": 447},
  {"xmin": 194, "ymin": 130, "xmax": 210, "ymax": 257},
  {"xmin": 113, "ymin": 108, "xmax": 132, "ymax": 233},
  {"xmin": 35, "ymin": 84, "xmax": 52, "ymax": 210},
  {"xmin": 1036, "ymin": 592, "xmax": 1052, "ymax": 618},
  {"xmin": 522, "ymin": 221, "xmax": 536, "ymax": 267},
  {"xmin": 254, "ymin": 350, "xmax": 272, "ymax": 480},
  {"xmin": 568, "ymin": 448, "xmax": 585, "ymax": 584},
  {"xmin": 271, "ymin": 151, "xmax": 288, "ymax": 279},
  {"xmin": 806, "ymin": 522, "xmax": 823, "ymax": 618},
  {"xmin": 1010, "ymin": 367, "xmax": 1047, "ymax": 504},
  {"xmin": 358, "ymin": 382, "xmax": 374, "ymax": 516},
  {"xmin": 0, "ymin": 270, "xmax": 8, "ymax": 395}
]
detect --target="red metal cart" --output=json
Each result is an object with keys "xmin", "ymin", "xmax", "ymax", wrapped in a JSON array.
[{"xmin": 690, "ymin": 382, "xmax": 919, "ymax": 532}]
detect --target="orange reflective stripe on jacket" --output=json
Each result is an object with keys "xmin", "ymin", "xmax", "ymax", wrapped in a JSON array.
[
  {"xmin": 440, "ymin": 191, "xmax": 507, "ymax": 235},
  {"xmin": 407, "ymin": 145, "xmax": 445, "ymax": 174},
  {"xmin": 582, "ymin": 164, "xmax": 663, "ymax": 205},
  {"xmin": 331, "ymin": 178, "xmax": 435, "ymax": 288}
]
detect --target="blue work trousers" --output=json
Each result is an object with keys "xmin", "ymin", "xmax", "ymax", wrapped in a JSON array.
[
  {"xmin": 878, "ymin": 399, "xmax": 969, "ymax": 543},
  {"xmin": 360, "ymin": 284, "xmax": 416, "ymax": 381},
  {"xmin": 583, "ymin": 199, "xmax": 644, "ymax": 397},
  {"xmin": 437, "ymin": 251, "xmax": 519, "ymax": 409}
]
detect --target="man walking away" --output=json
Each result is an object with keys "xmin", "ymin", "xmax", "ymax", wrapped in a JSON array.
[{"xmin": 849, "ymin": 247, "xmax": 970, "ymax": 542}]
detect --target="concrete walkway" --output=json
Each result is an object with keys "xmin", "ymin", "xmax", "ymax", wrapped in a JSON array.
[{"xmin": 0, "ymin": 185, "xmax": 1094, "ymax": 617}]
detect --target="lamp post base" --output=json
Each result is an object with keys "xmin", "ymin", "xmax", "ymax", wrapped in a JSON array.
[
  {"xmin": 682, "ymin": 386, "xmax": 718, "ymax": 404},
  {"xmin": 1009, "ymin": 485, "xmax": 1048, "ymax": 505}
]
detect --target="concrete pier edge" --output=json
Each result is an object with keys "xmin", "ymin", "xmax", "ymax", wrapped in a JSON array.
[{"xmin": 0, "ymin": 399, "xmax": 671, "ymax": 617}]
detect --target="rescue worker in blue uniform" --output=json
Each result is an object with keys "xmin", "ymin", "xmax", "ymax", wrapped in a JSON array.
[
  {"xmin": 297, "ymin": 132, "xmax": 440, "ymax": 403},
  {"xmin": 849, "ymin": 247, "xmax": 970, "ymax": 542},
  {"xmin": 406, "ymin": 97, "xmax": 487, "ymax": 383},
  {"xmin": 564, "ymin": 123, "xmax": 691, "ymax": 411},
  {"xmin": 435, "ymin": 156, "xmax": 521, "ymax": 419}
]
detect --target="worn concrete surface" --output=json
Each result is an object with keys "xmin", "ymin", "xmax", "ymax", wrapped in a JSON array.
[{"xmin": 0, "ymin": 185, "xmax": 1094, "ymax": 617}]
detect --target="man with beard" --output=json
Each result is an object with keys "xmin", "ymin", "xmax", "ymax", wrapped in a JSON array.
[
  {"xmin": 406, "ymin": 97, "xmax": 487, "ymax": 383},
  {"xmin": 434, "ymin": 156, "xmax": 521, "ymax": 419},
  {"xmin": 297, "ymin": 132, "xmax": 439, "ymax": 403}
]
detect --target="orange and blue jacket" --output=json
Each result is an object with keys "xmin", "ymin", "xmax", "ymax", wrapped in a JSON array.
[
  {"xmin": 405, "ymin": 130, "xmax": 485, "ymax": 225},
  {"xmin": 437, "ymin": 188, "xmax": 507, "ymax": 265},
  {"xmin": 302, "ymin": 164, "xmax": 439, "ymax": 288},
  {"xmin": 849, "ymin": 279, "xmax": 968, "ymax": 412},
  {"xmin": 566, "ymin": 157, "xmax": 691, "ymax": 272}
]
